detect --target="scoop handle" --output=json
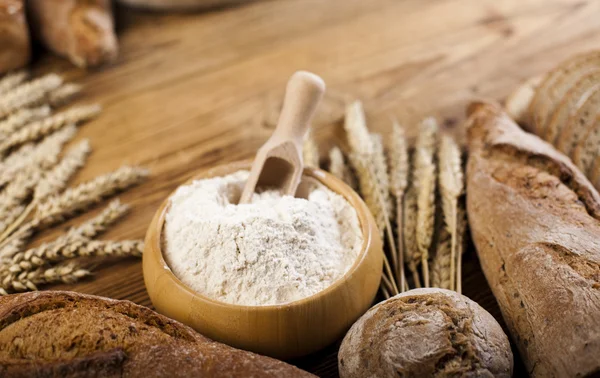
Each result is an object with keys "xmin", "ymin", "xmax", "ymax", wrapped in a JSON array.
[{"xmin": 272, "ymin": 71, "xmax": 325, "ymax": 144}]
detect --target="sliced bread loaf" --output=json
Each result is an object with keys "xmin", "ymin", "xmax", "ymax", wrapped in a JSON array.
[{"xmin": 573, "ymin": 113, "xmax": 600, "ymax": 177}]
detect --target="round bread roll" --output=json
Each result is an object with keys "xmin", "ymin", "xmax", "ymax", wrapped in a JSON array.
[
  {"xmin": 338, "ymin": 288, "xmax": 513, "ymax": 378},
  {"xmin": 117, "ymin": 0, "xmax": 253, "ymax": 11}
]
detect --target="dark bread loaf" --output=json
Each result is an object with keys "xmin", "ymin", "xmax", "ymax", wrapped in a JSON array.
[
  {"xmin": 466, "ymin": 102, "xmax": 600, "ymax": 377},
  {"xmin": 338, "ymin": 288, "xmax": 513, "ymax": 378},
  {"xmin": 0, "ymin": 0, "xmax": 30, "ymax": 74},
  {"xmin": 0, "ymin": 291, "xmax": 315, "ymax": 378}
]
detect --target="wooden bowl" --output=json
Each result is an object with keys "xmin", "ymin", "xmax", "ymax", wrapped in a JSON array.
[{"xmin": 143, "ymin": 161, "xmax": 383, "ymax": 359}]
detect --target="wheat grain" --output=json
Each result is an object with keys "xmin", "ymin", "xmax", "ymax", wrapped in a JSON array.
[
  {"xmin": 49, "ymin": 84, "xmax": 82, "ymax": 107},
  {"xmin": 0, "ymin": 74, "xmax": 63, "ymax": 119},
  {"xmin": 0, "ymin": 71, "xmax": 28, "ymax": 95},
  {"xmin": 0, "ymin": 105, "xmax": 51, "ymax": 138},
  {"xmin": 35, "ymin": 140, "xmax": 91, "ymax": 201},
  {"xmin": 34, "ymin": 166, "xmax": 148, "ymax": 228},
  {"xmin": 389, "ymin": 120, "xmax": 409, "ymax": 290},
  {"xmin": 0, "ymin": 125, "xmax": 76, "ymax": 188},
  {"xmin": 438, "ymin": 134, "xmax": 463, "ymax": 290},
  {"xmin": 303, "ymin": 129, "xmax": 319, "ymax": 168},
  {"xmin": 414, "ymin": 117, "xmax": 438, "ymax": 287},
  {"xmin": 431, "ymin": 228, "xmax": 452, "ymax": 289},
  {"xmin": 328, "ymin": 147, "xmax": 357, "ymax": 189},
  {"xmin": 0, "ymin": 105, "xmax": 100, "ymax": 154}
]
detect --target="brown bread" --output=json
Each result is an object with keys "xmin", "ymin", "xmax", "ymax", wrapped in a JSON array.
[
  {"xmin": 0, "ymin": 291, "xmax": 315, "ymax": 378},
  {"xmin": 338, "ymin": 288, "xmax": 513, "ymax": 378},
  {"xmin": 0, "ymin": 0, "xmax": 30, "ymax": 74},
  {"xmin": 28, "ymin": 0, "xmax": 118, "ymax": 68},
  {"xmin": 466, "ymin": 101, "xmax": 600, "ymax": 378}
]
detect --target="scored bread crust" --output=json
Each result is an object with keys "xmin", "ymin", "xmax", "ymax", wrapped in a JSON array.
[
  {"xmin": 572, "ymin": 104, "xmax": 600, "ymax": 176},
  {"xmin": 337, "ymin": 288, "xmax": 513, "ymax": 378},
  {"xmin": 0, "ymin": 291, "xmax": 315, "ymax": 378},
  {"xmin": 0, "ymin": 0, "xmax": 30, "ymax": 73},
  {"xmin": 28, "ymin": 0, "xmax": 118, "ymax": 68},
  {"xmin": 544, "ymin": 70, "xmax": 600, "ymax": 145},
  {"xmin": 527, "ymin": 51, "xmax": 600, "ymax": 134},
  {"xmin": 466, "ymin": 101, "xmax": 600, "ymax": 378}
]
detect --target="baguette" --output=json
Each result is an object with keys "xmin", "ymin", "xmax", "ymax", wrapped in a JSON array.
[
  {"xmin": 0, "ymin": 291, "xmax": 314, "ymax": 378},
  {"xmin": 28, "ymin": 0, "xmax": 118, "ymax": 68},
  {"xmin": 466, "ymin": 101, "xmax": 600, "ymax": 377},
  {"xmin": 0, "ymin": 0, "xmax": 30, "ymax": 74}
]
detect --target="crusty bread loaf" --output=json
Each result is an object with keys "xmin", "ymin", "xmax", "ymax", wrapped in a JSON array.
[
  {"xmin": 545, "ymin": 70, "xmax": 600, "ymax": 145},
  {"xmin": 28, "ymin": 0, "xmax": 118, "ymax": 68},
  {"xmin": 466, "ymin": 101, "xmax": 600, "ymax": 378},
  {"xmin": 527, "ymin": 51, "xmax": 600, "ymax": 134},
  {"xmin": 0, "ymin": 291, "xmax": 315, "ymax": 378},
  {"xmin": 338, "ymin": 288, "xmax": 513, "ymax": 378},
  {"xmin": 0, "ymin": 0, "xmax": 30, "ymax": 74},
  {"xmin": 117, "ymin": 0, "xmax": 252, "ymax": 10}
]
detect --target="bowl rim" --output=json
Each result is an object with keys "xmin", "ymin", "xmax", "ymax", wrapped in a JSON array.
[{"xmin": 148, "ymin": 160, "xmax": 379, "ymax": 311}]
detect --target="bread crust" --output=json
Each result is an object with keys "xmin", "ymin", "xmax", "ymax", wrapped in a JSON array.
[
  {"xmin": 466, "ymin": 102, "xmax": 600, "ymax": 378},
  {"xmin": 28, "ymin": 0, "xmax": 118, "ymax": 68},
  {"xmin": 0, "ymin": 291, "xmax": 315, "ymax": 378},
  {"xmin": 0, "ymin": 0, "xmax": 30, "ymax": 73},
  {"xmin": 338, "ymin": 288, "xmax": 513, "ymax": 378}
]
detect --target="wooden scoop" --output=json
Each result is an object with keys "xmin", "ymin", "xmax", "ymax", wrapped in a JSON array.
[{"xmin": 239, "ymin": 71, "xmax": 325, "ymax": 203}]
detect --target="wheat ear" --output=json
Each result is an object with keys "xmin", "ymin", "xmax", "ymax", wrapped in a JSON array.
[
  {"xmin": 0, "ymin": 125, "xmax": 77, "ymax": 188},
  {"xmin": 49, "ymin": 84, "xmax": 83, "ymax": 107},
  {"xmin": 403, "ymin": 182, "xmax": 421, "ymax": 287},
  {"xmin": 1, "ymin": 262, "xmax": 90, "ymax": 294},
  {"xmin": 0, "ymin": 105, "xmax": 100, "ymax": 155},
  {"xmin": 344, "ymin": 101, "xmax": 399, "ymax": 295},
  {"xmin": 0, "ymin": 71, "xmax": 28, "ymax": 95},
  {"xmin": 389, "ymin": 120, "xmax": 409, "ymax": 290},
  {"xmin": 0, "ymin": 74, "xmax": 63, "ymax": 119},
  {"xmin": 328, "ymin": 146, "xmax": 357, "ymax": 189},
  {"xmin": 33, "ymin": 166, "xmax": 148, "ymax": 229},
  {"xmin": 370, "ymin": 133, "xmax": 394, "ymax": 222},
  {"xmin": 303, "ymin": 129, "xmax": 320, "ymax": 168},
  {"xmin": 431, "ymin": 228, "xmax": 452, "ymax": 289},
  {"xmin": 414, "ymin": 117, "xmax": 438, "ymax": 287},
  {"xmin": 438, "ymin": 134, "xmax": 463, "ymax": 290},
  {"xmin": 0, "ymin": 105, "xmax": 51, "ymax": 138}
]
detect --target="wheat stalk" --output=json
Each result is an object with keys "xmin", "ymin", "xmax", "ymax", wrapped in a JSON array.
[
  {"xmin": 0, "ymin": 105, "xmax": 51, "ymax": 138},
  {"xmin": 0, "ymin": 125, "xmax": 76, "ymax": 187},
  {"xmin": 49, "ymin": 84, "xmax": 82, "ymax": 107},
  {"xmin": 328, "ymin": 147, "xmax": 357, "ymax": 189},
  {"xmin": 0, "ymin": 105, "xmax": 100, "ymax": 155},
  {"xmin": 33, "ymin": 165, "xmax": 148, "ymax": 229},
  {"xmin": 370, "ymin": 133, "xmax": 394, "ymax": 221},
  {"xmin": 303, "ymin": 129, "xmax": 320, "ymax": 168},
  {"xmin": 0, "ymin": 71, "xmax": 28, "ymax": 95},
  {"xmin": 0, "ymin": 74, "xmax": 63, "ymax": 119},
  {"xmin": 389, "ymin": 120, "xmax": 409, "ymax": 291},
  {"xmin": 0, "ymin": 206, "xmax": 25, "ymax": 236},
  {"xmin": 456, "ymin": 202, "xmax": 467, "ymax": 293},
  {"xmin": 431, "ymin": 228, "xmax": 452, "ymax": 289},
  {"xmin": 0, "ymin": 170, "xmax": 40, "ymax": 216},
  {"xmin": 414, "ymin": 118, "xmax": 438, "ymax": 287},
  {"xmin": 438, "ymin": 134, "xmax": 463, "ymax": 291}
]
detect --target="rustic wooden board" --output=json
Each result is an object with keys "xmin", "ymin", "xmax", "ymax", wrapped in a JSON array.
[{"xmin": 31, "ymin": 0, "xmax": 600, "ymax": 376}]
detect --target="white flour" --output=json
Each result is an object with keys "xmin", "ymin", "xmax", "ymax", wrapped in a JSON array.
[{"xmin": 163, "ymin": 170, "xmax": 363, "ymax": 306}]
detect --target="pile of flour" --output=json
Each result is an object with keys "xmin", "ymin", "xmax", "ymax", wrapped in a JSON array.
[{"xmin": 163, "ymin": 170, "xmax": 363, "ymax": 306}]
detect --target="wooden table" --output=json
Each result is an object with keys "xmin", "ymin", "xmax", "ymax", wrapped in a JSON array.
[{"xmin": 39, "ymin": 0, "xmax": 600, "ymax": 376}]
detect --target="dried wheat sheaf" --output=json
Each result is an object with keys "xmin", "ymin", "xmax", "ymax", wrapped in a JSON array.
[{"xmin": 0, "ymin": 71, "xmax": 148, "ymax": 295}]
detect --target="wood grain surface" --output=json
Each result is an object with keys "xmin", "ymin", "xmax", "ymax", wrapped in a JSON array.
[{"xmin": 31, "ymin": 0, "xmax": 600, "ymax": 376}]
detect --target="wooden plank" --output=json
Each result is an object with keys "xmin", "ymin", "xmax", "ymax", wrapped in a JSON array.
[{"xmin": 30, "ymin": 0, "xmax": 600, "ymax": 376}]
